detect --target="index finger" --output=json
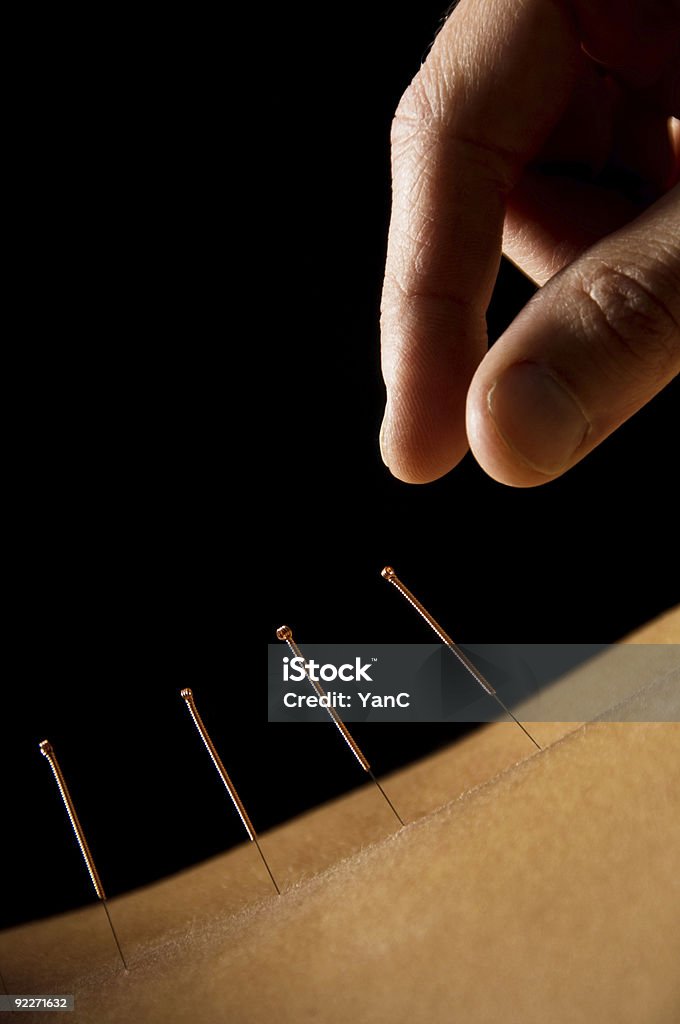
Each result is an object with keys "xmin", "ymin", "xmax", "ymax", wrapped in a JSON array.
[{"xmin": 380, "ymin": 0, "xmax": 581, "ymax": 482}]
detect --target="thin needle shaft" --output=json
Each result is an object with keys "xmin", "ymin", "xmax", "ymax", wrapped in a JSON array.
[
  {"xmin": 276, "ymin": 626, "xmax": 405, "ymax": 826},
  {"xmin": 368, "ymin": 769, "xmax": 405, "ymax": 826},
  {"xmin": 0, "ymin": 967, "xmax": 8, "ymax": 994},
  {"xmin": 39, "ymin": 740, "xmax": 129, "ymax": 971},
  {"xmin": 101, "ymin": 900, "xmax": 129, "ymax": 973},
  {"xmin": 493, "ymin": 693, "xmax": 543, "ymax": 751},
  {"xmin": 180, "ymin": 689, "xmax": 281, "ymax": 894},
  {"xmin": 381, "ymin": 567, "xmax": 541, "ymax": 750}
]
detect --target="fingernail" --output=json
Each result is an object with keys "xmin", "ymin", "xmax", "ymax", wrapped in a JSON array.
[{"xmin": 487, "ymin": 362, "xmax": 589, "ymax": 475}]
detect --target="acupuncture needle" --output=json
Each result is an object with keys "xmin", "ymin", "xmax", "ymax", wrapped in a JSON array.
[
  {"xmin": 276, "ymin": 626, "xmax": 405, "ymax": 826},
  {"xmin": 38, "ymin": 740, "xmax": 129, "ymax": 972},
  {"xmin": 381, "ymin": 567, "xmax": 542, "ymax": 750},
  {"xmin": 180, "ymin": 688, "xmax": 281, "ymax": 895}
]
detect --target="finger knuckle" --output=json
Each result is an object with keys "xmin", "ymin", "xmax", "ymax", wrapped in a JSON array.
[
  {"xmin": 391, "ymin": 71, "xmax": 517, "ymax": 193},
  {"xmin": 576, "ymin": 260, "xmax": 680, "ymax": 375},
  {"xmin": 391, "ymin": 72, "xmax": 441, "ymax": 150}
]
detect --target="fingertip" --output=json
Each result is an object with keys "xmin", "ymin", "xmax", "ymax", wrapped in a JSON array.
[
  {"xmin": 380, "ymin": 406, "xmax": 469, "ymax": 484},
  {"xmin": 466, "ymin": 362, "xmax": 588, "ymax": 487}
]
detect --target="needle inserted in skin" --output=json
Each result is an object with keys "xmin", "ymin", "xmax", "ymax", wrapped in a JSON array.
[
  {"xmin": 276, "ymin": 626, "xmax": 405, "ymax": 826},
  {"xmin": 180, "ymin": 689, "xmax": 281, "ymax": 895},
  {"xmin": 381, "ymin": 567, "xmax": 542, "ymax": 750},
  {"xmin": 38, "ymin": 740, "xmax": 129, "ymax": 971}
]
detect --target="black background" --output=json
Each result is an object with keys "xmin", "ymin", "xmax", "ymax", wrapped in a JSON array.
[{"xmin": 3, "ymin": 3, "xmax": 678, "ymax": 930}]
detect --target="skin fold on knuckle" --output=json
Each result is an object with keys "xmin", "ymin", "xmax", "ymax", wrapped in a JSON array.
[
  {"xmin": 392, "ymin": 64, "xmax": 519, "ymax": 191},
  {"xmin": 391, "ymin": 62, "xmax": 450, "ymax": 141},
  {"xmin": 573, "ymin": 257, "xmax": 680, "ymax": 386}
]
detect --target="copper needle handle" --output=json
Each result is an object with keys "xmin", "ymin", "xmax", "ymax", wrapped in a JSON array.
[
  {"xmin": 276, "ymin": 626, "xmax": 371, "ymax": 771},
  {"xmin": 39, "ymin": 740, "xmax": 129, "ymax": 970},
  {"xmin": 381, "ymin": 566, "xmax": 496, "ymax": 695},
  {"xmin": 39, "ymin": 740, "xmax": 106, "ymax": 899},
  {"xmin": 275, "ymin": 627, "xmax": 405, "ymax": 826},
  {"xmin": 179, "ymin": 689, "xmax": 281, "ymax": 894},
  {"xmin": 180, "ymin": 689, "xmax": 256, "ymax": 840},
  {"xmin": 381, "ymin": 566, "xmax": 541, "ymax": 750}
]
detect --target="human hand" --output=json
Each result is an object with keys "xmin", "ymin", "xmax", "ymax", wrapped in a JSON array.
[{"xmin": 380, "ymin": 0, "xmax": 679, "ymax": 486}]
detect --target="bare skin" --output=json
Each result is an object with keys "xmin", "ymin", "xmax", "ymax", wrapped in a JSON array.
[
  {"xmin": 1, "ymin": 610, "xmax": 678, "ymax": 1023},
  {"xmin": 380, "ymin": 0, "xmax": 680, "ymax": 486}
]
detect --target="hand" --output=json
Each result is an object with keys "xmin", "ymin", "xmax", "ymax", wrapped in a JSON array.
[{"xmin": 380, "ymin": 0, "xmax": 679, "ymax": 486}]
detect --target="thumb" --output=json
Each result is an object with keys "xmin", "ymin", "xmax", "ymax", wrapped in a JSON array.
[{"xmin": 466, "ymin": 184, "xmax": 680, "ymax": 487}]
